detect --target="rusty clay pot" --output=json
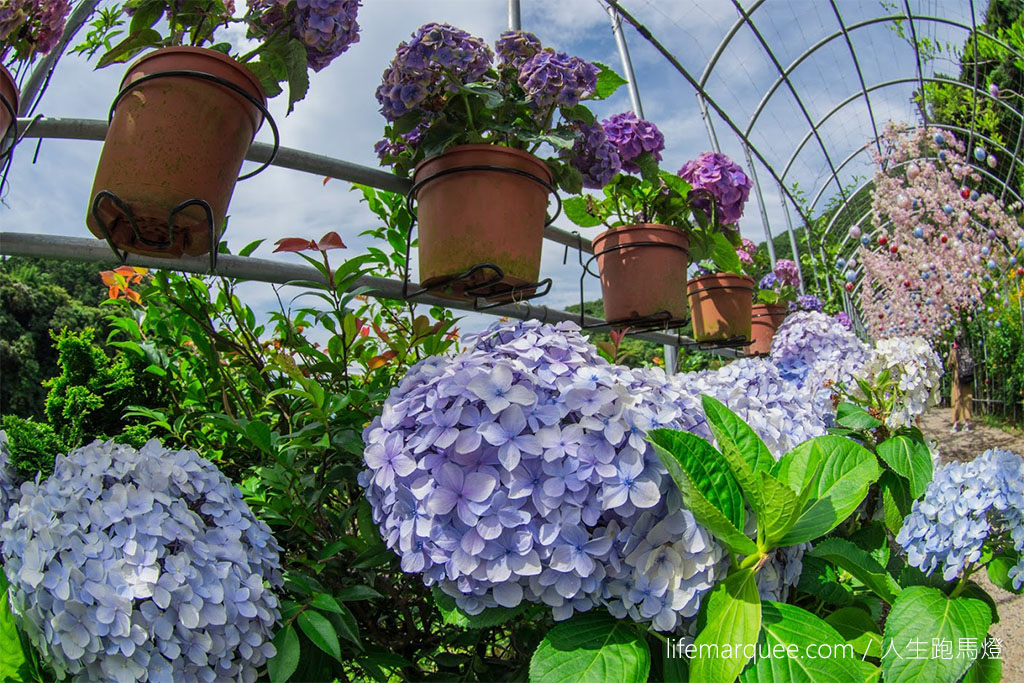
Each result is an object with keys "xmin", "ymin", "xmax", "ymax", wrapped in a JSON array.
[
  {"xmin": 686, "ymin": 273, "xmax": 755, "ymax": 342},
  {"xmin": 748, "ymin": 303, "xmax": 788, "ymax": 356},
  {"xmin": 412, "ymin": 144, "xmax": 552, "ymax": 301},
  {"xmin": 0, "ymin": 64, "xmax": 19, "ymax": 158},
  {"xmin": 87, "ymin": 46, "xmax": 265, "ymax": 258}
]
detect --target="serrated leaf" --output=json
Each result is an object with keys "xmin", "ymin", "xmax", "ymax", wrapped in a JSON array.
[
  {"xmin": 648, "ymin": 429, "xmax": 756, "ymax": 555},
  {"xmin": 563, "ymin": 196, "xmax": 604, "ymax": 228},
  {"xmin": 692, "ymin": 568, "xmax": 760, "ymax": 683},
  {"xmin": 335, "ymin": 585, "xmax": 384, "ymax": 602},
  {"xmin": 810, "ymin": 538, "xmax": 901, "ymax": 604},
  {"xmin": 797, "ymin": 555, "xmax": 855, "ymax": 606},
  {"xmin": 960, "ymin": 642, "xmax": 1003, "ymax": 683},
  {"xmin": 282, "ymin": 38, "xmax": 310, "ymax": 113},
  {"xmin": 835, "ymin": 402, "xmax": 883, "ymax": 430},
  {"xmin": 876, "ymin": 436, "xmax": 933, "ymax": 498},
  {"xmin": 529, "ymin": 612, "xmax": 649, "ymax": 683},
  {"xmin": 759, "ymin": 471, "xmax": 801, "ymax": 546},
  {"xmin": 881, "ymin": 470, "xmax": 913, "ymax": 535},
  {"xmin": 701, "ymin": 395, "xmax": 775, "ymax": 474},
  {"xmin": 824, "ymin": 606, "xmax": 882, "ymax": 659},
  {"xmin": 246, "ymin": 60, "xmax": 284, "ymax": 98},
  {"xmin": 591, "ymin": 62, "xmax": 628, "ymax": 100},
  {"xmin": 881, "ymin": 586, "xmax": 991, "ymax": 683},
  {"xmin": 96, "ymin": 28, "xmax": 162, "ymax": 68},
  {"xmin": 267, "ymin": 625, "xmax": 300, "ymax": 683},
  {"xmin": 739, "ymin": 602, "xmax": 867, "ymax": 682},
  {"xmin": 634, "ymin": 151, "xmax": 660, "ymax": 183},
  {"xmin": 297, "ymin": 610, "xmax": 341, "ymax": 662},
  {"xmin": 432, "ymin": 588, "xmax": 527, "ymax": 628}
]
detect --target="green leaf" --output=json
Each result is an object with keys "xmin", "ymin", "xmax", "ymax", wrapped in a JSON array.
[
  {"xmin": 267, "ymin": 625, "xmax": 300, "ymax": 683},
  {"xmin": 529, "ymin": 612, "xmax": 650, "ymax": 683},
  {"xmin": 246, "ymin": 60, "xmax": 284, "ymax": 98},
  {"xmin": 960, "ymin": 641, "xmax": 1003, "ymax": 683},
  {"xmin": 797, "ymin": 555, "xmax": 855, "ymax": 606},
  {"xmin": 239, "ymin": 239, "xmax": 265, "ymax": 257},
  {"xmin": 709, "ymin": 231, "xmax": 742, "ymax": 275},
  {"xmin": 876, "ymin": 436, "xmax": 933, "ymax": 498},
  {"xmin": 835, "ymin": 402, "xmax": 883, "ymax": 430},
  {"xmin": 129, "ymin": 0, "xmax": 164, "ymax": 34},
  {"xmin": 810, "ymin": 538, "xmax": 901, "ymax": 604},
  {"xmin": 759, "ymin": 471, "xmax": 801, "ymax": 546},
  {"xmin": 310, "ymin": 593, "xmax": 345, "ymax": 614},
  {"xmin": 881, "ymin": 586, "xmax": 991, "ymax": 683},
  {"xmin": 987, "ymin": 551, "xmax": 1023, "ymax": 594},
  {"xmin": 432, "ymin": 588, "xmax": 527, "ymax": 629},
  {"xmin": 591, "ymin": 62, "xmax": 628, "ymax": 100},
  {"xmin": 739, "ymin": 602, "xmax": 868, "ymax": 682},
  {"xmin": 658, "ymin": 171, "xmax": 691, "ymax": 198},
  {"xmin": 692, "ymin": 568, "xmax": 760, "ymax": 683},
  {"xmin": 775, "ymin": 436, "xmax": 881, "ymax": 545},
  {"xmin": 563, "ymin": 196, "xmax": 605, "ymax": 228},
  {"xmin": 335, "ymin": 585, "xmax": 384, "ymax": 602},
  {"xmin": 634, "ymin": 151, "xmax": 660, "ymax": 183},
  {"xmin": 297, "ymin": 610, "xmax": 342, "ymax": 662},
  {"xmin": 561, "ymin": 104, "xmax": 596, "ymax": 125},
  {"xmin": 282, "ymin": 38, "xmax": 310, "ymax": 113},
  {"xmin": 824, "ymin": 606, "xmax": 882, "ymax": 659},
  {"xmin": 647, "ymin": 429, "xmax": 756, "ymax": 555},
  {"xmin": 701, "ymin": 395, "xmax": 775, "ymax": 475},
  {"xmin": 244, "ymin": 420, "xmax": 272, "ymax": 454},
  {"xmin": 881, "ymin": 470, "xmax": 913, "ymax": 535},
  {"xmin": 96, "ymin": 28, "xmax": 162, "ymax": 68},
  {"xmin": 457, "ymin": 82, "xmax": 503, "ymax": 108}
]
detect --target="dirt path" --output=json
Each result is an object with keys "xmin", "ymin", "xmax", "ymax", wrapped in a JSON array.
[{"xmin": 919, "ymin": 408, "xmax": 1024, "ymax": 680}]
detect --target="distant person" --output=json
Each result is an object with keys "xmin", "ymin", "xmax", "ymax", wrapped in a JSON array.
[{"xmin": 947, "ymin": 334, "xmax": 974, "ymax": 432}]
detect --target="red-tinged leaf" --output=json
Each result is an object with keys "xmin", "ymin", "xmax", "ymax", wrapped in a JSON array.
[
  {"xmin": 100, "ymin": 271, "xmax": 118, "ymax": 286},
  {"xmin": 367, "ymin": 350, "xmax": 397, "ymax": 370},
  {"xmin": 125, "ymin": 289, "xmax": 142, "ymax": 304},
  {"xmin": 371, "ymin": 322, "xmax": 391, "ymax": 343},
  {"xmin": 609, "ymin": 327, "xmax": 630, "ymax": 347},
  {"xmin": 323, "ymin": 176, "xmax": 332, "ymax": 186},
  {"xmin": 317, "ymin": 231, "xmax": 346, "ymax": 251},
  {"xmin": 108, "ymin": 285, "xmax": 121, "ymax": 300},
  {"xmin": 274, "ymin": 237, "xmax": 316, "ymax": 253}
]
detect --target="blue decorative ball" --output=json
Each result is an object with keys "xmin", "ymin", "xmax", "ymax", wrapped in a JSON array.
[
  {"xmin": 970, "ymin": 190, "xmax": 980, "ymax": 201},
  {"xmin": 943, "ymin": 204, "xmax": 954, "ymax": 215},
  {"xmin": 861, "ymin": 235, "xmax": 871, "ymax": 245},
  {"xmin": 913, "ymin": 227, "xmax": 924, "ymax": 239},
  {"xmin": 988, "ymin": 259, "xmax": 998, "ymax": 270},
  {"xmin": 938, "ymin": 150, "xmax": 947, "ymax": 162},
  {"xmin": 836, "ymin": 258, "xmax": 846, "ymax": 270},
  {"xmin": 975, "ymin": 146, "xmax": 987, "ymax": 161},
  {"xmin": 933, "ymin": 133, "xmax": 945, "ymax": 145},
  {"xmin": 846, "ymin": 271, "xmax": 857, "ymax": 282},
  {"xmin": 982, "ymin": 246, "xmax": 990, "ymax": 256}
]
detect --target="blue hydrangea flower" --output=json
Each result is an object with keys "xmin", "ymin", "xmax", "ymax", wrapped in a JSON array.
[
  {"xmin": 495, "ymin": 30, "xmax": 541, "ymax": 71},
  {"xmin": 897, "ymin": 448, "xmax": 1024, "ymax": 588},
  {"xmin": 0, "ymin": 432, "xmax": 21, "ymax": 523},
  {"xmin": 791, "ymin": 294, "xmax": 823, "ymax": 313},
  {"xmin": 1, "ymin": 440, "xmax": 282, "ymax": 682},
  {"xmin": 770, "ymin": 311, "xmax": 870, "ymax": 393}
]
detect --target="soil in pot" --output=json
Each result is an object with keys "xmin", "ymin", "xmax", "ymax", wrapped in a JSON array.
[
  {"xmin": 412, "ymin": 144, "xmax": 552, "ymax": 302},
  {"xmin": 749, "ymin": 303, "xmax": 788, "ymax": 356},
  {"xmin": 87, "ymin": 47, "xmax": 266, "ymax": 258},
  {"xmin": 592, "ymin": 224, "xmax": 689, "ymax": 326},
  {"xmin": 686, "ymin": 273, "xmax": 755, "ymax": 343}
]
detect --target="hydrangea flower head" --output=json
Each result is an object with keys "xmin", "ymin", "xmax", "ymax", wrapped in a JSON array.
[
  {"xmin": 495, "ymin": 30, "xmax": 541, "ymax": 70},
  {"xmin": 759, "ymin": 273, "xmax": 779, "ymax": 290},
  {"xmin": 677, "ymin": 152, "xmax": 752, "ymax": 225},
  {"xmin": 834, "ymin": 312, "xmax": 853, "ymax": 330},
  {"xmin": 770, "ymin": 311, "xmax": 870, "ymax": 392},
  {"xmin": 0, "ymin": 0, "xmax": 71, "ymax": 60},
  {"xmin": 897, "ymin": 448, "xmax": 1024, "ymax": 587},
  {"xmin": 294, "ymin": 0, "xmax": 360, "ymax": 71},
  {"xmin": 772, "ymin": 259, "xmax": 800, "ymax": 287},
  {"xmin": 518, "ymin": 50, "xmax": 597, "ymax": 109},
  {"xmin": 0, "ymin": 432, "xmax": 20, "ymax": 521},
  {"xmin": 1, "ymin": 440, "xmax": 282, "ymax": 682},
  {"xmin": 791, "ymin": 294, "xmax": 823, "ymax": 313},
  {"xmin": 855, "ymin": 336, "xmax": 944, "ymax": 427},
  {"xmin": 601, "ymin": 112, "xmax": 665, "ymax": 174},
  {"xmin": 562, "ymin": 122, "xmax": 622, "ymax": 189}
]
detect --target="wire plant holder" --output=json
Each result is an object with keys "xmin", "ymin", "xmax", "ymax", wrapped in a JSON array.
[
  {"xmin": 0, "ymin": 89, "xmax": 21, "ymax": 201},
  {"xmin": 90, "ymin": 70, "xmax": 281, "ymax": 271},
  {"xmin": 401, "ymin": 163, "xmax": 559, "ymax": 310}
]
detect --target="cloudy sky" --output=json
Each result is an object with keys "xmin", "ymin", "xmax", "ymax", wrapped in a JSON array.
[{"xmin": 1, "ymin": 0, "xmax": 983, "ymax": 327}]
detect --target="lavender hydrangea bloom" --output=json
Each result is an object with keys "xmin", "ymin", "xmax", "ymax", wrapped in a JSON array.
[
  {"xmin": 495, "ymin": 30, "xmax": 541, "ymax": 70},
  {"xmin": 791, "ymin": 294, "xmax": 823, "ymax": 313},
  {"xmin": 759, "ymin": 273, "xmax": 779, "ymax": 290},
  {"xmin": 897, "ymin": 448, "xmax": 1024, "ymax": 588},
  {"xmin": 834, "ymin": 312, "xmax": 853, "ymax": 330},
  {"xmin": 294, "ymin": 0, "xmax": 360, "ymax": 71},
  {"xmin": 1, "ymin": 440, "xmax": 282, "ymax": 682},
  {"xmin": 518, "ymin": 50, "xmax": 597, "ymax": 109},
  {"xmin": 677, "ymin": 152, "xmax": 752, "ymax": 225},
  {"xmin": 0, "ymin": 432, "xmax": 20, "ymax": 522},
  {"xmin": 602, "ymin": 112, "xmax": 665, "ymax": 174},
  {"xmin": 772, "ymin": 259, "xmax": 800, "ymax": 288},
  {"xmin": 562, "ymin": 123, "xmax": 622, "ymax": 189},
  {"xmin": 376, "ymin": 23, "xmax": 493, "ymax": 121},
  {"xmin": 0, "ymin": 0, "xmax": 70, "ymax": 57},
  {"xmin": 770, "ymin": 311, "xmax": 870, "ymax": 393}
]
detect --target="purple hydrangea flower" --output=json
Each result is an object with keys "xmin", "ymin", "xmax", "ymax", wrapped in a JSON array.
[
  {"xmin": 897, "ymin": 448, "xmax": 1024, "ymax": 587},
  {"xmin": 562, "ymin": 122, "xmax": 622, "ymax": 189},
  {"xmin": 495, "ymin": 30, "xmax": 541, "ymax": 71},
  {"xmin": 678, "ymin": 152, "xmax": 752, "ymax": 225},
  {"xmin": 294, "ymin": 0, "xmax": 360, "ymax": 71},
  {"xmin": 602, "ymin": 112, "xmax": 665, "ymax": 174},
  {"xmin": 834, "ymin": 311, "xmax": 853, "ymax": 330},
  {"xmin": 759, "ymin": 272, "xmax": 779, "ymax": 290},
  {"xmin": 0, "ymin": 440, "xmax": 282, "ymax": 682},
  {"xmin": 770, "ymin": 311, "xmax": 870, "ymax": 394},
  {"xmin": 773, "ymin": 259, "xmax": 800, "ymax": 287},
  {"xmin": 376, "ymin": 23, "xmax": 494, "ymax": 122},
  {"xmin": 791, "ymin": 294, "xmax": 823, "ymax": 313},
  {"xmin": 518, "ymin": 50, "xmax": 597, "ymax": 109},
  {"xmin": 0, "ymin": 0, "xmax": 70, "ymax": 58}
]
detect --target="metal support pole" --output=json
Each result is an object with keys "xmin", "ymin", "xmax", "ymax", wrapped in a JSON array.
[
  {"xmin": 743, "ymin": 144, "xmax": 777, "ymax": 266},
  {"xmin": 778, "ymin": 180, "xmax": 806, "ymax": 293},
  {"xmin": 507, "ymin": 0, "xmax": 521, "ymax": 31},
  {"xmin": 697, "ymin": 95, "xmax": 721, "ymax": 153}
]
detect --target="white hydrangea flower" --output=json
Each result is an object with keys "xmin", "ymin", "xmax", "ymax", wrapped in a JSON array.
[
  {"xmin": 1, "ymin": 439, "xmax": 282, "ymax": 683},
  {"xmin": 856, "ymin": 336, "xmax": 944, "ymax": 428}
]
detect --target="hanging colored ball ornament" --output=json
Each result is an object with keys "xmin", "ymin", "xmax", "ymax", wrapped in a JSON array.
[
  {"xmin": 913, "ymin": 227, "xmax": 924, "ymax": 239},
  {"xmin": 940, "ymin": 234, "xmax": 948, "ymax": 243},
  {"xmin": 912, "ymin": 199, "xmax": 920, "ymax": 209},
  {"xmin": 961, "ymin": 188, "xmax": 971, "ymax": 199},
  {"xmin": 861, "ymin": 235, "xmax": 871, "ymax": 245},
  {"xmin": 845, "ymin": 271, "xmax": 857, "ymax": 282},
  {"xmin": 996, "ymin": 320, "xmax": 1002, "ymax": 328},
  {"xmin": 1017, "ymin": 267, "xmax": 1024, "ymax": 276},
  {"xmin": 943, "ymin": 204, "xmax": 954, "ymax": 215},
  {"xmin": 988, "ymin": 259, "xmax": 998, "ymax": 270},
  {"xmin": 956, "ymin": 231, "xmax": 964, "ymax": 240},
  {"xmin": 988, "ymin": 229, "xmax": 997, "ymax": 239},
  {"xmin": 848, "ymin": 259, "xmax": 856, "ymax": 269},
  {"xmin": 990, "ymin": 83, "xmax": 1000, "ymax": 97},
  {"xmin": 987, "ymin": 306, "xmax": 994, "ymax": 313},
  {"xmin": 845, "ymin": 282, "xmax": 854, "ymax": 291},
  {"xmin": 849, "ymin": 226, "xmax": 861, "ymax": 239},
  {"xmin": 897, "ymin": 195, "xmax": 912, "ymax": 210},
  {"xmin": 878, "ymin": 235, "xmax": 888, "ymax": 245},
  {"xmin": 922, "ymin": 271, "xmax": 931, "ymax": 280},
  {"xmin": 975, "ymin": 146, "xmax": 987, "ymax": 162},
  {"xmin": 982, "ymin": 245, "xmax": 990, "ymax": 255},
  {"xmin": 974, "ymin": 254, "xmax": 982, "ymax": 263},
  {"xmin": 938, "ymin": 150, "xmax": 947, "ymax": 162},
  {"xmin": 988, "ymin": 154, "xmax": 998, "ymax": 168},
  {"xmin": 970, "ymin": 190, "xmax": 980, "ymax": 201},
  {"xmin": 933, "ymin": 132, "xmax": 945, "ymax": 145},
  {"xmin": 1018, "ymin": 238, "xmax": 1024, "ymax": 249},
  {"xmin": 836, "ymin": 258, "xmax": 846, "ymax": 270},
  {"xmin": 904, "ymin": 280, "xmax": 912, "ymax": 287},
  {"xmin": 1012, "ymin": 256, "xmax": 1019, "ymax": 266},
  {"xmin": 907, "ymin": 163, "xmax": 920, "ymax": 180},
  {"xmin": 890, "ymin": 244, "xmax": 899, "ymax": 254}
]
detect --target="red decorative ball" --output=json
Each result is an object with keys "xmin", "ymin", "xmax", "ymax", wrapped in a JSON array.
[
  {"xmin": 890, "ymin": 245, "xmax": 899, "ymax": 254},
  {"xmin": 1018, "ymin": 267, "xmax": 1024, "ymax": 276},
  {"xmin": 940, "ymin": 234, "xmax": 948, "ymax": 243},
  {"xmin": 904, "ymin": 280, "xmax": 912, "ymax": 287},
  {"xmin": 961, "ymin": 188, "xmax": 971, "ymax": 199},
  {"xmin": 845, "ymin": 282, "xmax": 854, "ymax": 291},
  {"xmin": 878, "ymin": 235, "xmax": 888, "ymax": 245}
]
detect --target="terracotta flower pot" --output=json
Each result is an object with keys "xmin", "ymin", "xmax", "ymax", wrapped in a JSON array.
[
  {"xmin": 412, "ymin": 144, "xmax": 552, "ymax": 301},
  {"xmin": 0, "ymin": 64, "xmax": 18, "ymax": 158},
  {"xmin": 749, "ymin": 303, "xmax": 788, "ymax": 356},
  {"xmin": 686, "ymin": 273, "xmax": 755, "ymax": 342},
  {"xmin": 87, "ymin": 47, "xmax": 266, "ymax": 258},
  {"xmin": 592, "ymin": 224, "xmax": 689, "ymax": 326}
]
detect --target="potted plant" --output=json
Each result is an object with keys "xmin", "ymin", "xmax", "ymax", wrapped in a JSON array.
[
  {"xmin": 563, "ymin": 112, "xmax": 694, "ymax": 327},
  {"xmin": 749, "ymin": 256, "xmax": 800, "ymax": 355},
  {"xmin": 375, "ymin": 25, "xmax": 625, "ymax": 301},
  {"xmin": 0, "ymin": 0, "xmax": 74, "ymax": 161},
  {"xmin": 80, "ymin": 0, "xmax": 361, "ymax": 258},
  {"xmin": 679, "ymin": 151, "xmax": 755, "ymax": 342}
]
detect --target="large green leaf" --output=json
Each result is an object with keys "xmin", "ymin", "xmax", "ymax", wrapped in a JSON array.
[
  {"xmin": 267, "ymin": 625, "xmax": 300, "ymax": 683},
  {"xmin": 987, "ymin": 550, "xmax": 1024, "ymax": 594},
  {"xmin": 810, "ymin": 538, "xmax": 901, "ymax": 604},
  {"xmin": 590, "ymin": 62, "xmax": 628, "ymax": 100},
  {"xmin": 562, "ymin": 196, "xmax": 604, "ymax": 228},
  {"xmin": 648, "ymin": 430, "xmax": 756, "ymax": 555},
  {"xmin": 881, "ymin": 586, "xmax": 991, "ymax": 683},
  {"xmin": 824, "ymin": 606, "xmax": 882, "ymax": 659},
  {"xmin": 759, "ymin": 471, "xmax": 801, "ymax": 546},
  {"xmin": 709, "ymin": 232, "xmax": 742, "ymax": 274},
  {"xmin": 776, "ymin": 436, "xmax": 880, "ymax": 545},
  {"xmin": 960, "ymin": 642, "xmax": 1003, "ymax": 683},
  {"xmin": 880, "ymin": 470, "xmax": 913, "ymax": 535},
  {"xmin": 738, "ymin": 602, "xmax": 866, "ymax": 682},
  {"xmin": 297, "ymin": 610, "xmax": 342, "ymax": 662},
  {"xmin": 692, "ymin": 568, "xmax": 761, "ymax": 683},
  {"xmin": 529, "ymin": 612, "xmax": 649, "ymax": 683},
  {"xmin": 700, "ymin": 395, "xmax": 775, "ymax": 516},
  {"xmin": 432, "ymin": 587, "xmax": 527, "ymax": 628},
  {"xmin": 796, "ymin": 555, "xmax": 855, "ymax": 606},
  {"xmin": 0, "ymin": 574, "xmax": 28, "ymax": 682},
  {"xmin": 876, "ymin": 436, "xmax": 933, "ymax": 498},
  {"xmin": 835, "ymin": 402, "xmax": 883, "ymax": 430}
]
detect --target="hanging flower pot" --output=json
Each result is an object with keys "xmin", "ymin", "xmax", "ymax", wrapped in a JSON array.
[
  {"xmin": 86, "ymin": 47, "xmax": 267, "ymax": 259},
  {"xmin": 686, "ymin": 272, "xmax": 755, "ymax": 342},
  {"xmin": 749, "ymin": 303, "xmax": 788, "ymax": 355},
  {"xmin": 592, "ymin": 224, "xmax": 689, "ymax": 326},
  {"xmin": 412, "ymin": 144, "xmax": 554, "ymax": 301},
  {"xmin": 0, "ymin": 64, "xmax": 18, "ymax": 159}
]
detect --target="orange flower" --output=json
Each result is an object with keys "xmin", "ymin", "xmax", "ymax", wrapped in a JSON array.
[{"xmin": 99, "ymin": 266, "xmax": 147, "ymax": 303}]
